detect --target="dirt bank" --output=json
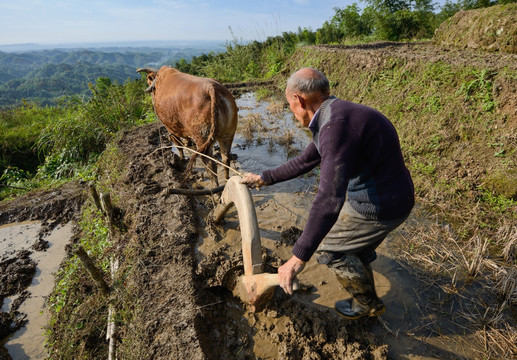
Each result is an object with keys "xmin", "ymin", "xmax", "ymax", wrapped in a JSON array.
[{"xmin": 433, "ymin": 4, "xmax": 517, "ymax": 54}]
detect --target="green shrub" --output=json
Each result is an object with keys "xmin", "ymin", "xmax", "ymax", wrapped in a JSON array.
[
  {"xmin": 0, "ymin": 102, "xmax": 66, "ymax": 174},
  {"xmin": 36, "ymin": 78, "xmax": 151, "ymax": 171}
]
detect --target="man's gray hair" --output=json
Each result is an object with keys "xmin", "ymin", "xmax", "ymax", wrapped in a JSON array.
[{"xmin": 286, "ymin": 68, "xmax": 329, "ymax": 95}]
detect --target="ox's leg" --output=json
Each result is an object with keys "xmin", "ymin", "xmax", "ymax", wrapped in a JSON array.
[
  {"xmin": 218, "ymin": 138, "xmax": 234, "ymax": 180},
  {"xmin": 168, "ymin": 134, "xmax": 185, "ymax": 159},
  {"xmin": 200, "ymin": 146, "xmax": 219, "ymax": 186}
]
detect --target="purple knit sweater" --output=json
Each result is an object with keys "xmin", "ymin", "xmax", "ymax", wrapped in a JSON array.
[{"xmin": 261, "ymin": 98, "xmax": 414, "ymax": 262}]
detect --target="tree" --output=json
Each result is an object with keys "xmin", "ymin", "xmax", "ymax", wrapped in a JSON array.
[
  {"xmin": 459, "ymin": 0, "xmax": 495, "ymax": 9},
  {"xmin": 363, "ymin": 0, "xmax": 410, "ymax": 12},
  {"xmin": 315, "ymin": 21, "xmax": 342, "ymax": 44},
  {"xmin": 339, "ymin": 0, "xmax": 439, "ymax": 40},
  {"xmin": 436, "ymin": 0, "xmax": 462, "ymax": 23},
  {"xmin": 330, "ymin": 4, "xmax": 375, "ymax": 38},
  {"xmin": 174, "ymin": 58, "xmax": 192, "ymax": 74},
  {"xmin": 297, "ymin": 27, "xmax": 317, "ymax": 44}
]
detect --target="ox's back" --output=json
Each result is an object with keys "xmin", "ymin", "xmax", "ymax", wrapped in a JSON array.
[
  {"xmin": 152, "ymin": 66, "xmax": 237, "ymax": 144},
  {"xmin": 153, "ymin": 68, "xmax": 214, "ymax": 138},
  {"xmin": 145, "ymin": 66, "xmax": 238, "ymax": 182}
]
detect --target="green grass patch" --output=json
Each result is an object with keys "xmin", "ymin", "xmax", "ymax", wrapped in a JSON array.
[
  {"xmin": 0, "ymin": 77, "xmax": 153, "ymax": 201},
  {"xmin": 0, "ymin": 103, "xmax": 67, "ymax": 174},
  {"xmin": 45, "ymin": 201, "xmax": 111, "ymax": 359}
]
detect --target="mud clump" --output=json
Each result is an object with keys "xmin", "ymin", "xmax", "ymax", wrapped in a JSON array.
[
  {"xmin": 0, "ymin": 181, "xmax": 85, "ymax": 353},
  {"xmin": 0, "ymin": 312, "xmax": 12, "ymax": 340},
  {"xmin": 0, "ymin": 250, "xmax": 35, "ymax": 350},
  {"xmin": 197, "ymin": 286, "xmax": 388, "ymax": 360},
  {"xmin": 0, "ymin": 181, "xmax": 85, "ymax": 227},
  {"xmin": 433, "ymin": 4, "xmax": 517, "ymax": 54},
  {"xmin": 0, "ymin": 250, "xmax": 35, "ymax": 298},
  {"xmin": 280, "ymin": 226, "xmax": 303, "ymax": 246}
]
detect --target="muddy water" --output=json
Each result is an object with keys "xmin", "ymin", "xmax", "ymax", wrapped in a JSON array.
[
  {"xmin": 231, "ymin": 92, "xmax": 315, "ymax": 193},
  {"xmin": 0, "ymin": 221, "xmax": 41, "ymax": 258},
  {"xmin": 0, "ymin": 222, "xmax": 73, "ymax": 359},
  {"xmin": 197, "ymin": 92, "xmax": 479, "ymax": 360}
]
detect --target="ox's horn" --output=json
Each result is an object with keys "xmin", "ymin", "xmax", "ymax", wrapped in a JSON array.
[{"xmin": 136, "ymin": 67, "xmax": 157, "ymax": 74}]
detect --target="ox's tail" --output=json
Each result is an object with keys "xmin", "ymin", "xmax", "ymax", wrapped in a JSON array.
[
  {"xmin": 200, "ymin": 83, "xmax": 218, "ymax": 154},
  {"xmin": 187, "ymin": 83, "xmax": 218, "ymax": 173}
]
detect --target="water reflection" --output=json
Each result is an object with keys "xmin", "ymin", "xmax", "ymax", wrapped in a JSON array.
[{"xmin": 233, "ymin": 92, "xmax": 317, "ymax": 194}]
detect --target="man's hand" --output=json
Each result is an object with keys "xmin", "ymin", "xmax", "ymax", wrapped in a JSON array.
[
  {"xmin": 278, "ymin": 255, "xmax": 306, "ymax": 295},
  {"xmin": 240, "ymin": 172, "xmax": 265, "ymax": 189}
]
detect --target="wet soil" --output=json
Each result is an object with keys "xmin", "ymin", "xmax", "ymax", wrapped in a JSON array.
[
  {"xmin": 0, "ymin": 41, "xmax": 515, "ymax": 359},
  {"xmin": 0, "ymin": 184, "xmax": 84, "ymax": 359},
  {"xmin": 1, "ymin": 222, "xmax": 72, "ymax": 359}
]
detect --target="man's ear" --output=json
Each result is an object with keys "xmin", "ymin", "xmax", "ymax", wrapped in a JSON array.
[{"xmin": 294, "ymin": 93, "xmax": 306, "ymax": 109}]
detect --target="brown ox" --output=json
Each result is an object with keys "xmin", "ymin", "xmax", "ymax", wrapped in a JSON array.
[{"xmin": 137, "ymin": 66, "xmax": 238, "ymax": 185}]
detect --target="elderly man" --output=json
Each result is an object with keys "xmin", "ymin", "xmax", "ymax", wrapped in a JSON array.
[{"xmin": 241, "ymin": 67, "xmax": 414, "ymax": 319}]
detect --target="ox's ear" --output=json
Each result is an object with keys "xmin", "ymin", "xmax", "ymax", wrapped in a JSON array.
[
  {"xmin": 137, "ymin": 68, "xmax": 156, "ymax": 81},
  {"xmin": 144, "ymin": 76, "xmax": 157, "ymax": 93}
]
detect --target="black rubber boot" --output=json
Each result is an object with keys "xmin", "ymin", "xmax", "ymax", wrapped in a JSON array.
[
  {"xmin": 334, "ymin": 297, "xmax": 385, "ymax": 319},
  {"xmin": 325, "ymin": 253, "xmax": 385, "ymax": 319}
]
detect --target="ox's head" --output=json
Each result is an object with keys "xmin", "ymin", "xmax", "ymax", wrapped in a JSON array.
[{"xmin": 136, "ymin": 68, "xmax": 158, "ymax": 93}]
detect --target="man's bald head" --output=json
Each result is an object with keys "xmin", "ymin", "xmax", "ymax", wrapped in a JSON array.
[{"xmin": 286, "ymin": 68, "xmax": 330, "ymax": 99}]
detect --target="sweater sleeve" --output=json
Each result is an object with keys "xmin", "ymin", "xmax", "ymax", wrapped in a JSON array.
[
  {"xmin": 261, "ymin": 142, "xmax": 321, "ymax": 185},
  {"xmin": 291, "ymin": 118, "xmax": 359, "ymax": 261}
]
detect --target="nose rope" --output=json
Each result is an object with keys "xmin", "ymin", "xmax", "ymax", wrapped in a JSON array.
[{"xmin": 148, "ymin": 144, "xmax": 244, "ymax": 177}]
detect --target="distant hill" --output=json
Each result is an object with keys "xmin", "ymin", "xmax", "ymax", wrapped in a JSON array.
[
  {"xmin": 0, "ymin": 62, "xmax": 140, "ymax": 106},
  {"xmin": 0, "ymin": 40, "xmax": 225, "ymax": 53},
  {"xmin": 0, "ymin": 41, "xmax": 225, "ymax": 107}
]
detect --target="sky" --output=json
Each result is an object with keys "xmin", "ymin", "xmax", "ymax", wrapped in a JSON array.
[{"xmin": 2, "ymin": 0, "xmax": 446, "ymax": 46}]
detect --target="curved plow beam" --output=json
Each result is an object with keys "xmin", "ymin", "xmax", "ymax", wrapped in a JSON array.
[
  {"xmin": 214, "ymin": 176, "xmax": 301, "ymax": 310},
  {"xmin": 214, "ymin": 176, "xmax": 263, "ymax": 276},
  {"xmin": 214, "ymin": 176, "xmax": 295, "ymax": 310}
]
